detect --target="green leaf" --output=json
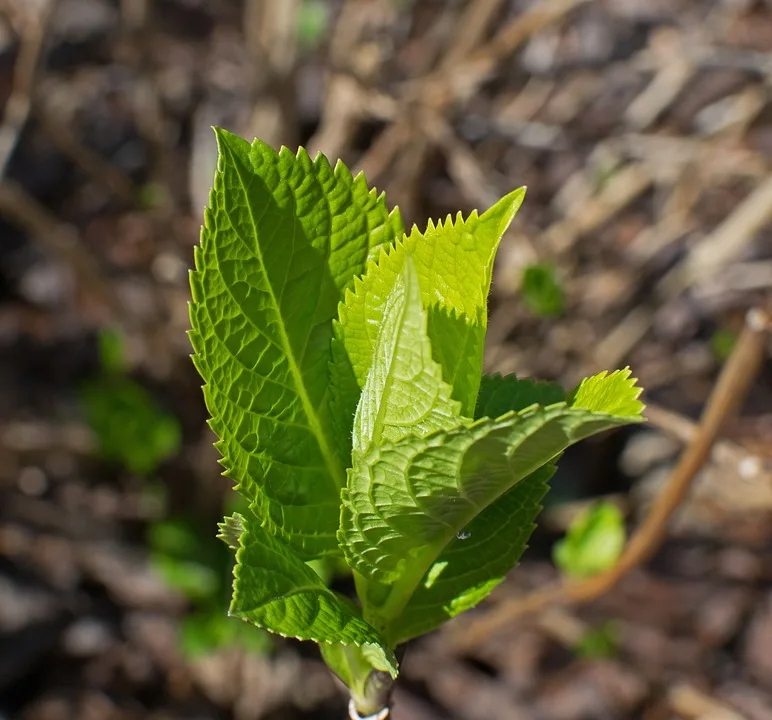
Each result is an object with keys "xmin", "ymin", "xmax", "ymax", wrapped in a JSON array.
[
  {"xmin": 231, "ymin": 512, "xmax": 397, "ymax": 677},
  {"xmin": 81, "ymin": 377, "xmax": 181, "ymax": 476},
  {"xmin": 149, "ymin": 519, "xmax": 202, "ymax": 558},
  {"xmin": 352, "ymin": 258, "xmax": 461, "ymax": 456},
  {"xmin": 568, "ymin": 367, "xmax": 644, "ymax": 418},
  {"xmin": 217, "ymin": 513, "xmax": 245, "ymax": 550},
  {"xmin": 475, "ymin": 373, "xmax": 566, "ymax": 420},
  {"xmin": 97, "ymin": 327, "xmax": 126, "ymax": 374},
  {"xmin": 339, "ymin": 370, "xmax": 644, "ymax": 626},
  {"xmin": 151, "ymin": 554, "xmax": 219, "ymax": 602},
  {"xmin": 360, "ymin": 373, "xmax": 567, "ymax": 644},
  {"xmin": 379, "ymin": 375, "xmax": 566, "ymax": 644},
  {"xmin": 189, "ymin": 129, "xmax": 403, "ymax": 559},
  {"xmin": 180, "ymin": 610, "xmax": 272, "ymax": 658},
  {"xmin": 521, "ymin": 263, "xmax": 565, "ymax": 317},
  {"xmin": 710, "ymin": 328, "xmax": 737, "ymax": 362},
  {"xmin": 553, "ymin": 501, "xmax": 626, "ymax": 579},
  {"xmin": 331, "ymin": 189, "xmax": 525, "ymax": 455},
  {"xmin": 573, "ymin": 620, "xmax": 620, "ymax": 659},
  {"xmin": 388, "ymin": 462, "xmax": 555, "ymax": 645},
  {"xmin": 375, "ymin": 372, "xmax": 567, "ymax": 645}
]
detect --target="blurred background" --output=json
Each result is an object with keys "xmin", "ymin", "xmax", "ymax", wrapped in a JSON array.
[{"xmin": 0, "ymin": 0, "xmax": 771, "ymax": 718}]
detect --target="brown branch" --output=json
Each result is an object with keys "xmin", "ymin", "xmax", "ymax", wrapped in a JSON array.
[
  {"xmin": 0, "ymin": 180, "xmax": 124, "ymax": 322},
  {"xmin": 420, "ymin": 0, "xmax": 590, "ymax": 108},
  {"xmin": 667, "ymin": 683, "xmax": 747, "ymax": 720},
  {"xmin": 0, "ymin": 0, "xmax": 55, "ymax": 178},
  {"xmin": 0, "ymin": 1, "xmax": 136, "ymax": 203},
  {"xmin": 34, "ymin": 108, "xmax": 137, "ymax": 204},
  {"xmin": 448, "ymin": 308, "xmax": 770, "ymax": 653}
]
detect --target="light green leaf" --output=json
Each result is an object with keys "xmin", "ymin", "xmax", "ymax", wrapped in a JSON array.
[
  {"xmin": 231, "ymin": 513, "xmax": 397, "ymax": 677},
  {"xmin": 189, "ymin": 129, "xmax": 403, "ymax": 558},
  {"xmin": 372, "ymin": 373, "xmax": 567, "ymax": 642},
  {"xmin": 331, "ymin": 189, "xmax": 525, "ymax": 456},
  {"xmin": 388, "ymin": 462, "xmax": 555, "ymax": 645},
  {"xmin": 352, "ymin": 258, "xmax": 461, "ymax": 456},
  {"xmin": 475, "ymin": 373, "xmax": 566, "ymax": 420},
  {"xmin": 569, "ymin": 367, "xmax": 644, "ymax": 418},
  {"xmin": 217, "ymin": 513, "xmax": 245, "ymax": 550},
  {"xmin": 375, "ymin": 375, "xmax": 567, "ymax": 644},
  {"xmin": 553, "ymin": 501, "xmax": 626, "ymax": 579},
  {"xmin": 339, "ymin": 370, "xmax": 644, "ymax": 625}
]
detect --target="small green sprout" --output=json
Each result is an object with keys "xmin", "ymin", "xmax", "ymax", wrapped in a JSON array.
[
  {"xmin": 521, "ymin": 262, "xmax": 565, "ymax": 317},
  {"xmin": 553, "ymin": 500, "xmax": 627, "ymax": 579},
  {"xmin": 81, "ymin": 329, "xmax": 180, "ymax": 476}
]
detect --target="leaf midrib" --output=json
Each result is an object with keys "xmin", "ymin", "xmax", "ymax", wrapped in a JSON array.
[
  {"xmin": 366, "ymin": 276, "xmax": 411, "ymax": 450},
  {"xmin": 225, "ymin": 141, "xmax": 345, "ymax": 490}
]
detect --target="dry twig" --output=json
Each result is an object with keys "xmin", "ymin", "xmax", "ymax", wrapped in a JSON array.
[
  {"xmin": 597, "ymin": 169, "xmax": 772, "ymax": 369},
  {"xmin": 645, "ymin": 404, "xmax": 766, "ymax": 480},
  {"xmin": 0, "ymin": 181, "xmax": 123, "ymax": 322},
  {"xmin": 668, "ymin": 683, "xmax": 748, "ymax": 720},
  {"xmin": 449, "ymin": 308, "xmax": 770, "ymax": 653},
  {"xmin": 0, "ymin": 0, "xmax": 54, "ymax": 178},
  {"xmin": 34, "ymin": 108, "xmax": 137, "ymax": 204}
]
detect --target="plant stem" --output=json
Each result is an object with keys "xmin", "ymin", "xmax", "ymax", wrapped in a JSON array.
[
  {"xmin": 348, "ymin": 698, "xmax": 390, "ymax": 720},
  {"xmin": 349, "ymin": 669, "xmax": 394, "ymax": 719}
]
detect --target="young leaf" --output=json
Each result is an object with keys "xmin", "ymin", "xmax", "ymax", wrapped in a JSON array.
[
  {"xmin": 217, "ymin": 513, "xmax": 245, "ymax": 550},
  {"xmin": 331, "ymin": 189, "xmax": 525, "ymax": 455},
  {"xmin": 475, "ymin": 373, "xmax": 566, "ymax": 419},
  {"xmin": 553, "ymin": 501, "xmax": 626, "ymax": 579},
  {"xmin": 373, "ymin": 375, "xmax": 567, "ymax": 645},
  {"xmin": 568, "ymin": 367, "xmax": 644, "ymax": 418},
  {"xmin": 189, "ymin": 130, "xmax": 403, "ymax": 558},
  {"xmin": 339, "ymin": 370, "xmax": 644, "ymax": 623},
  {"xmin": 231, "ymin": 512, "xmax": 397, "ymax": 677},
  {"xmin": 387, "ymin": 462, "xmax": 555, "ymax": 645},
  {"xmin": 352, "ymin": 258, "xmax": 461, "ymax": 456}
]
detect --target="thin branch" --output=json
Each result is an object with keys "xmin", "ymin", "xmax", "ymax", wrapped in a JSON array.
[
  {"xmin": 420, "ymin": 0, "xmax": 590, "ymax": 108},
  {"xmin": 0, "ymin": 0, "xmax": 55, "ymax": 178},
  {"xmin": 0, "ymin": 180, "xmax": 124, "ymax": 322},
  {"xmin": 668, "ymin": 682, "xmax": 747, "ymax": 720},
  {"xmin": 34, "ymin": 107, "xmax": 137, "ymax": 204},
  {"xmin": 449, "ymin": 308, "xmax": 770, "ymax": 653}
]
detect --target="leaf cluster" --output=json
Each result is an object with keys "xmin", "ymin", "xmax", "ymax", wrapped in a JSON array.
[{"xmin": 188, "ymin": 130, "xmax": 645, "ymax": 697}]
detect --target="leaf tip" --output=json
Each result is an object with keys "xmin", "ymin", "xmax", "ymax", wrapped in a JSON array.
[
  {"xmin": 569, "ymin": 367, "xmax": 645, "ymax": 419},
  {"xmin": 480, "ymin": 186, "xmax": 526, "ymax": 232}
]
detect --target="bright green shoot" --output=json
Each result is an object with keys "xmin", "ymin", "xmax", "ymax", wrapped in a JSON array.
[{"xmin": 188, "ymin": 130, "xmax": 645, "ymax": 717}]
